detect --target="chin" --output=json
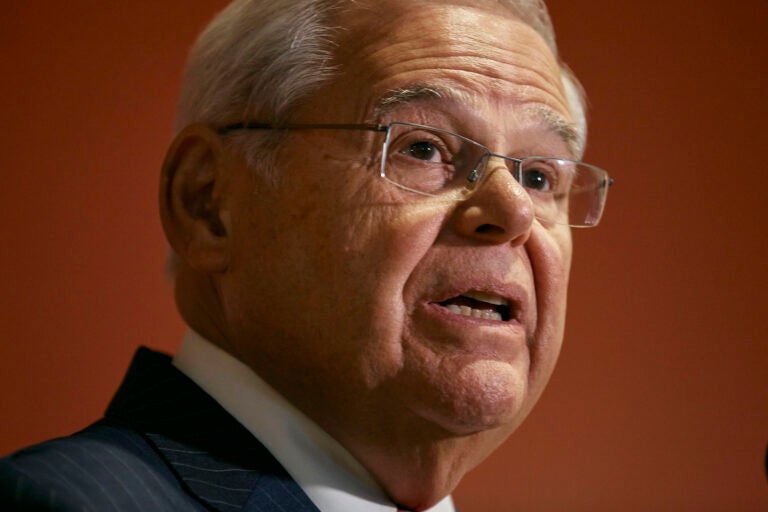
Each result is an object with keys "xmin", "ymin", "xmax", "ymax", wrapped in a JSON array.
[{"xmin": 414, "ymin": 359, "xmax": 531, "ymax": 436}]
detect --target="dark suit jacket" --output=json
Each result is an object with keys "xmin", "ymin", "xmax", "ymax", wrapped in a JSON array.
[{"xmin": 0, "ymin": 347, "xmax": 322, "ymax": 511}]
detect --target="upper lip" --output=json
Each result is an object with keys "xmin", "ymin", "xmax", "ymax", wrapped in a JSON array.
[{"xmin": 461, "ymin": 290, "xmax": 509, "ymax": 307}]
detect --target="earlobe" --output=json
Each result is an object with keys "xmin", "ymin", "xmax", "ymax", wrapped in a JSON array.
[{"xmin": 159, "ymin": 123, "xmax": 231, "ymax": 274}]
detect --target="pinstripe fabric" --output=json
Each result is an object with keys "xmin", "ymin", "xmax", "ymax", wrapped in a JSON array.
[
  {"xmin": 0, "ymin": 425, "xmax": 209, "ymax": 511},
  {"xmin": 0, "ymin": 348, "xmax": 321, "ymax": 512}
]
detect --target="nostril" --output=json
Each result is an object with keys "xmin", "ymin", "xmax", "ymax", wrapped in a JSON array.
[{"xmin": 476, "ymin": 224, "xmax": 505, "ymax": 235}]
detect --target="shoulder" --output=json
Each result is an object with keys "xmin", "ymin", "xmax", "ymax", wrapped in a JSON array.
[{"xmin": 0, "ymin": 423, "xmax": 207, "ymax": 512}]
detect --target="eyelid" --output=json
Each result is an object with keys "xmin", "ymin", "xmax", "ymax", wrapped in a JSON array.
[
  {"xmin": 394, "ymin": 128, "xmax": 454, "ymax": 159},
  {"xmin": 520, "ymin": 158, "xmax": 565, "ymax": 191}
]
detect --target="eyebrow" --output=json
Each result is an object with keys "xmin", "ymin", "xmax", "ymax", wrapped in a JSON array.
[
  {"xmin": 374, "ymin": 85, "xmax": 463, "ymax": 116},
  {"xmin": 529, "ymin": 105, "xmax": 581, "ymax": 156},
  {"xmin": 373, "ymin": 84, "xmax": 581, "ymax": 157}
]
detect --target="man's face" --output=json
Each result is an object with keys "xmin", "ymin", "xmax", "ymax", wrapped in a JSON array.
[{"xmin": 220, "ymin": 0, "xmax": 573, "ymax": 450}]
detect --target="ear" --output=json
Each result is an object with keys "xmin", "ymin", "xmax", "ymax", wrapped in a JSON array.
[{"xmin": 159, "ymin": 123, "xmax": 233, "ymax": 274}]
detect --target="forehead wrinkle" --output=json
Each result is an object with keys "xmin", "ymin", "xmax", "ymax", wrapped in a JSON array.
[
  {"xmin": 449, "ymin": 23, "xmax": 566, "ymax": 102},
  {"xmin": 337, "ymin": 4, "xmax": 571, "ymax": 122},
  {"xmin": 361, "ymin": 43, "xmax": 571, "ymax": 125},
  {"xmin": 371, "ymin": 83, "xmax": 578, "ymax": 156},
  {"xmin": 345, "ymin": 6, "xmax": 564, "ymax": 86},
  {"xmin": 365, "ymin": 40, "xmax": 563, "ymax": 95}
]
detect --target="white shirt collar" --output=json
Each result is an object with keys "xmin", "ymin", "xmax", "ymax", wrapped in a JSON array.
[{"xmin": 172, "ymin": 329, "xmax": 456, "ymax": 512}]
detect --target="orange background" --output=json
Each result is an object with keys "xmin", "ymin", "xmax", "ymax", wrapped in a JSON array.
[{"xmin": 1, "ymin": 1, "xmax": 766, "ymax": 509}]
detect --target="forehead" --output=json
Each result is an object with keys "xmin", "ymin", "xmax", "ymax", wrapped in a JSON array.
[{"xmin": 313, "ymin": 0, "xmax": 575, "ymax": 150}]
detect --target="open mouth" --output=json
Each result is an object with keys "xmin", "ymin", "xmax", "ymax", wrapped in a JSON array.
[{"xmin": 437, "ymin": 290, "xmax": 512, "ymax": 322}]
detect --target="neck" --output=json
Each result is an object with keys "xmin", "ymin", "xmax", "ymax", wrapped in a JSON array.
[
  {"xmin": 174, "ymin": 265, "xmax": 233, "ymax": 354},
  {"xmin": 309, "ymin": 401, "xmax": 509, "ymax": 510}
]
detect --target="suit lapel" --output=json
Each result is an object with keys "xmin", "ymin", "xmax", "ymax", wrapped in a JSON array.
[{"xmin": 105, "ymin": 347, "xmax": 321, "ymax": 512}]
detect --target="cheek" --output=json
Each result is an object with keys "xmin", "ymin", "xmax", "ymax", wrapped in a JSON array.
[
  {"xmin": 344, "ymin": 204, "xmax": 449, "ymax": 382},
  {"xmin": 241, "ymin": 184, "xmax": 448, "ymax": 378},
  {"xmin": 532, "ymin": 224, "xmax": 572, "ymax": 326},
  {"xmin": 525, "ymin": 224, "xmax": 572, "ymax": 389}
]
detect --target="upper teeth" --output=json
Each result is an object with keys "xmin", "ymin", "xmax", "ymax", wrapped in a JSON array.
[
  {"xmin": 462, "ymin": 290, "xmax": 508, "ymax": 306},
  {"xmin": 445, "ymin": 304, "xmax": 503, "ymax": 321}
]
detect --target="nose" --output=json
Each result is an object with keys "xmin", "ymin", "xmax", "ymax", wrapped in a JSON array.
[{"xmin": 450, "ymin": 162, "xmax": 534, "ymax": 245}]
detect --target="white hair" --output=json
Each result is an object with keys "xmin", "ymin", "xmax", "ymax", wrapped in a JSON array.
[
  {"xmin": 175, "ymin": 0, "xmax": 588, "ymax": 167},
  {"xmin": 167, "ymin": 0, "xmax": 587, "ymax": 276}
]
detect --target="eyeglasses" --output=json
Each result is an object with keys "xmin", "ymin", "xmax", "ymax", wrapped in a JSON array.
[{"xmin": 219, "ymin": 121, "xmax": 613, "ymax": 227}]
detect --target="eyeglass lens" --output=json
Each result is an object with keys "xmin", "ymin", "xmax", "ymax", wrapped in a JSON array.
[{"xmin": 382, "ymin": 122, "xmax": 609, "ymax": 227}]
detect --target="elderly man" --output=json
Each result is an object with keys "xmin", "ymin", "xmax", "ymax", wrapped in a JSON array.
[{"xmin": 0, "ymin": 0, "xmax": 611, "ymax": 510}]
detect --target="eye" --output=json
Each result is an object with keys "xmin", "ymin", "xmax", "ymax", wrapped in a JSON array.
[
  {"xmin": 520, "ymin": 159, "xmax": 562, "ymax": 193},
  {"xmin": 521, "ymin": 168, "xmax": 551, "ymax": 191},
  {"xmin": 386, "ymin": 126, "xmax": 471, "ymax": 194},
  {"xmin": 401, "ymin": 140, "xmax": 442, "ymax": 162}
]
